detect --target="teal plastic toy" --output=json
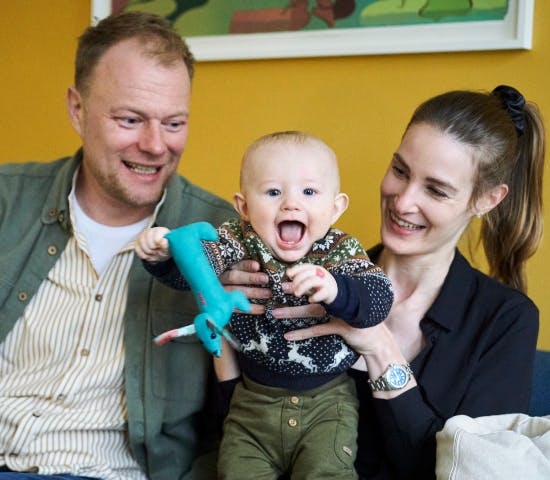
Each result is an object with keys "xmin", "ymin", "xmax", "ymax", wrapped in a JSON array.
[{"xmin": 153, "ymin": 222, "xmax": 251, "ymax": 357}]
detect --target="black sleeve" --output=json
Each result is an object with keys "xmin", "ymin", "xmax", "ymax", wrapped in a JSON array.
[
  {"xmin": 351, "ymin": 368, "xmax": 441, "ymax": 480},
  {"xmin": 142, "ymin": 258, "xmax": 190, "ymax": 290},
  {"xmin": 325, "ymin": 274, "xmax": 393, "ymax": 328},
  {"xmin": 217, "ymin": 376, "xmax": 242, "ymax": 421}
]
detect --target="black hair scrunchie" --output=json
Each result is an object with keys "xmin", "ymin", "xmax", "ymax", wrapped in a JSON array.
[{"xmin": 492, "ymin": 84, "xmax": 526, "ymax": 136}]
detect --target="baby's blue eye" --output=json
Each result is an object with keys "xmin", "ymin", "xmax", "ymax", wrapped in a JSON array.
[
  {"xmin": 303, "ymin": 188, "xmax": 315, "ymax": 196},
  {"xmin": 267, "ymin": 189, "xmax": 281, "ymax": 197}
]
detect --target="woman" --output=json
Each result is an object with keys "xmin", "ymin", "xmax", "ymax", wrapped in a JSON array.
[{"xmin": 221, "ymin": 85, "xmax": 545, "ymax": 479}]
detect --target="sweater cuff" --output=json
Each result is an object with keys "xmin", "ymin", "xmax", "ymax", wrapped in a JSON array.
[
  {"xmin": 325, "ymin": 274, "xmax": 359, "ymax": 318},
  {"xmin": 142, "ymin": 258, "xmax": 175, "ymax": 276}
]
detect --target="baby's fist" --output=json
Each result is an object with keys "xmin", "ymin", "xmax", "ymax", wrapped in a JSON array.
[{"xmin": 135, "ymin": 227, "xmax": 171, "ymax": 262}]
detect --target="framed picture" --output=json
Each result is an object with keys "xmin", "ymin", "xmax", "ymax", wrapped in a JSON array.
[{"xmin": 91, "ymin": 0, "xmax": 534, "ymax": 62}]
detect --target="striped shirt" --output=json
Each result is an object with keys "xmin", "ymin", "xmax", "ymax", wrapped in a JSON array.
[{"xmin": 0, "ymin": 189, "xmax": 154, "ymax": 479}]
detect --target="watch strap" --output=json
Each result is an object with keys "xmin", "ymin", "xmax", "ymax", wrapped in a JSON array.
[{"xmin": 367, "ymin": 363, "xmax": 412, "ymax": 392}]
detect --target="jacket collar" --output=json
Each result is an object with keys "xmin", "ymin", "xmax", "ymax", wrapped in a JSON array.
[
  {"xmin": 424, "ymin": 249, "xmax": 475, "ymax": 332},
  {"xmin": 41, "ymin": 149, "xmax": 82, "ymax": 232},
  {"xmin": 155, "ymin": 173, "xmax": 195, "ymax": 229}
]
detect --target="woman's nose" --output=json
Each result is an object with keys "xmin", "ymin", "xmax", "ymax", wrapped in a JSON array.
[{"xmin": 393, "ymin": 184, "xmax": 419, "ymax": 212}]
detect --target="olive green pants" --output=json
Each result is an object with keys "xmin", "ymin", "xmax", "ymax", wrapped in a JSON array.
[{"xmin": 218, "ymin": 374, "xmax": 359, "ymax": 480}]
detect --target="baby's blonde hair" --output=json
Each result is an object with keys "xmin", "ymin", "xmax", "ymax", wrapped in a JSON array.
[{"xmin": 240, "ymin": 130, "xmax": 340, "ymax": 190}]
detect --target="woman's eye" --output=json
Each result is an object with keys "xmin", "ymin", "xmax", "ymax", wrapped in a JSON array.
[
  {"xmin": 428, "ymin": 187, "xmax": 448, "ymax": 198},
  {"xmin": 392, "ymin": 165, "xmax": 406, "ymax": 177}
]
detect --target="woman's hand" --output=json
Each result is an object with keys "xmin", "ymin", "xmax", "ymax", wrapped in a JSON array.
[
  {"xmin": 284, "ymin": 318, "xmax": 392, "ymax": 358},
  {"xmin": 285, "ymin": 319, "xmax": 416, "ymax": 397},
  {"xmin": 272, "ymin": 304, "xmax": 327, "ymax": 319},
  {"xmin": 213, "ymin": 338, "xmax": 241, "ymax": 382}
]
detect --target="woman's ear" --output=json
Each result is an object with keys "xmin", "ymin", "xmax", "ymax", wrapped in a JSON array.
[
  {"xmin": 233, "ymin": 192, "xmax": 249, "ymax": 220},
  {"xmin": 474, "ymin": 184, "xmax": 509, "ymax": 216},
  {"xmin": 331, "ymin": 193, "xmax": 349, "ymax": 224}
]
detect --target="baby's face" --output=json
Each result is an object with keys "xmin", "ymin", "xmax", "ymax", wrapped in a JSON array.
[{"xmin": 235, "ymin": 140, "xmax": 347, "ymax": 263}]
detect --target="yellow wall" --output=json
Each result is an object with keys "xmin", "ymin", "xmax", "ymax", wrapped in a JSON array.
[{"xmin": 1, "ymin": 2, "xmax": 549, "ymax": 348}]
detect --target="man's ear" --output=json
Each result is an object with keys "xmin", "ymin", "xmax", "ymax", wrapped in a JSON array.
[
  {"xmin": 331, "ymin": 193, "xmax": 349, "ymax": 224},
  {"xmin": 474, "ymin": 184, "xmax": 509, "ymax": 217},
  {"xmin": 233, "ymin": 192, "xmax": 249, "ymax": 220},
  {"xmin": 67, "ymin": 86, "xmax": 84, "ymax": 136}
]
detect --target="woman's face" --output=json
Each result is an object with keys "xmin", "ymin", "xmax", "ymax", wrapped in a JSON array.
[{"xmin": 380, "ymin": 122, "xmax": 477, "ymax": 258}]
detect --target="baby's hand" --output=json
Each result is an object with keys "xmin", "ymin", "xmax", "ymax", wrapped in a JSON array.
[
  {"xmin": 286, "ymin": 264, "xmax": 338, "ymax": 305},
  {"xmin": 135, "ymin": 227, "xmax": 171, "ymax": 263}
]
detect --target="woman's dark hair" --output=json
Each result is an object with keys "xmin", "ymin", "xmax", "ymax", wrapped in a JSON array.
[{"xmin": 407, "ymin": 86, "xmax": 545, "ymax": 292}]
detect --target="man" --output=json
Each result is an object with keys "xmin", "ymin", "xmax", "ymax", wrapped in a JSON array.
[{"xmin": 0, "ymin": 11, "xmax": 234, "ymax": 480}]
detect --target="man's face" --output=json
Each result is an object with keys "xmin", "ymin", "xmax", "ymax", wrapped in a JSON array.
[{"xmin": 67, "ymin": 38, "xmax": 191, "ymax": 224}]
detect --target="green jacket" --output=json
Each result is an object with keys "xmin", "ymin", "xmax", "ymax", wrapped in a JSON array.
[{"xmin": 0, "ymin": 151, "xmax": 236, "ymax": 479}]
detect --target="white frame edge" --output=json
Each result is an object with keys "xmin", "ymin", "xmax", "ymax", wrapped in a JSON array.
[{"xmin": 91, "ymin": 0, "xmax": 534, "ymax": 62}]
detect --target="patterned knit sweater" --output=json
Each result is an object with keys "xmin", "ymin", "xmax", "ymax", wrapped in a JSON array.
[{"xmin": 145, "ymin": 219, "xmax": 393, "ymax": 390}]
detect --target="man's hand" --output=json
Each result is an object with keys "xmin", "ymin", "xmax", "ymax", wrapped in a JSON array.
[
  {"xmin": 219, "ymin": 260, "xmax": 329, "ymax": 319},
  {"xmin": 219, "ymin": 260, "xmax": 270, "ymax": 315}
]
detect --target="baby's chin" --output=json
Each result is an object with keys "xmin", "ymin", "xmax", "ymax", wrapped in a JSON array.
[{"xmin": 273, "ymin": 247, "xmax": 311, "ymax": 265}]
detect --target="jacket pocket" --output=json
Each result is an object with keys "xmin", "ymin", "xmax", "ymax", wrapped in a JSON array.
[{"xmin": 150, "ymin": 298, "xmax": 211, "ymax": 406}]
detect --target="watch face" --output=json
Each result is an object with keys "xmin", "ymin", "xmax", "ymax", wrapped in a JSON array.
[{"xmin": 386, "ymin": 365, "xmax": 409, "ymax": 389}]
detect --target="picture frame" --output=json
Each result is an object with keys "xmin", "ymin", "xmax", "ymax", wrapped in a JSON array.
[{"xmin": 91, "ymin": 0, "xmax": 534, "ymax": 62}]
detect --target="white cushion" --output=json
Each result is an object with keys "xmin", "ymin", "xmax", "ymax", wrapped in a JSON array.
[{"xmin": 436, "ymin": 413, "xmax": 550, "ymax": 479}]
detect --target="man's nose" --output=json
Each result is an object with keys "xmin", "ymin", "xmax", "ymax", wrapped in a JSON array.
[{"xmin": 139, "ymin": 122, "xmax": 167, "ymax": 156}]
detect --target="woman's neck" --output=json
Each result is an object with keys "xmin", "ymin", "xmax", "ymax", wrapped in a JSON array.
[
  {"xmin": 378, "ymin": 246, "xmax": 456, "ymax": 305},
  {"xmin": 376, "ymin": 246, "xmax": 457, "ymax": 360}
]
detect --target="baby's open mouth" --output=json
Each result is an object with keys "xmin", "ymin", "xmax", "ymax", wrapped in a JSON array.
[{"xmin": 278, "ymin": 221, "xmax": 305, "ymax": 245}]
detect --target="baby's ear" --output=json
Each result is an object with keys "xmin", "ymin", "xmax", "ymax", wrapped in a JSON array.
[
  {"xmin": 331, "ymin": 193, "xmax": 349, "ymax": 224},
  {"xmin": 233, "ymin": 192, "xmax": 249, "ymax": 220}
]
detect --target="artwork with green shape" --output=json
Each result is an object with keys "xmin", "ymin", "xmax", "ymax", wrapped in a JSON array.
[{"xmin": 115, "ymin": 0, "xmax": 509, "ymax": 36}]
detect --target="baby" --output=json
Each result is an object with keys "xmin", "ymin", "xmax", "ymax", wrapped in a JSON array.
[{"xmin": 136, "ymin": 131, "xmax": 393, "ymax": 479}]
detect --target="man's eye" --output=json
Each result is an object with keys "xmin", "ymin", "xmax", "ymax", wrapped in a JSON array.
[
  {"xmin": 164, "ymin": 120, "xmax": 185, "ymax": 132},
  {"xmin": 303, "ymin": 188, "xmax": 315, "ymax": 196},
  {"xmin": 116, "ymin": 117, "xmax": 140, "ymax": 128},
  {"xmin": 267, "ymin": 189, "xmax": 281, "ymax": 197}
]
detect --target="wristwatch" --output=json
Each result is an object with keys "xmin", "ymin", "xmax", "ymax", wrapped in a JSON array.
[{"xmin": 368, "ymin": 363, "xmax": 413, "ymax": 391}]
